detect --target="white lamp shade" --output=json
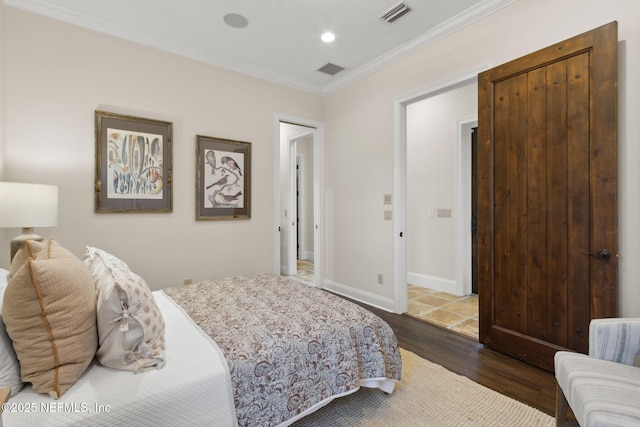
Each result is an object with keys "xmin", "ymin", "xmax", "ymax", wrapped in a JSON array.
[{"xmin": 0, "ymin": 182, "xmax": 58, "ymax": 228}]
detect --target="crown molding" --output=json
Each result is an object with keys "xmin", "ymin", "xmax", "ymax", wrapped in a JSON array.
[
  {"xmin": 320, "ymin": 0, "xmax": 518, "ymax": 95},
  {"xmin": 4, "ymin": 0, "xmax": 517, "ymax": 96},
  {"xmin": 3, "ymin": 0, "xmax": 326, "ymax": 94}
]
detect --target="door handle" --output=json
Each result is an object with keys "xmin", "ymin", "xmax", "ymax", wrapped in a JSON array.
[{"xmin": 582, "ymin": 249, "xmax": 611, "ymax": 261}]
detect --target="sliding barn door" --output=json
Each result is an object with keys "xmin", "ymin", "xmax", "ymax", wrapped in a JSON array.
[{"xmin": 477, "ymin": 22, "xmax": 618, "ymax": 371}]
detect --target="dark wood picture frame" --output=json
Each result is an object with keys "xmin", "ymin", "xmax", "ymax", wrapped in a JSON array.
[
  {"xmin": 95, "ymin": 110, "xmax": 173, "ymax": 213},
  {"xmin": 196, "ymin": 135, "xmax": 251, "ymax": 220}
]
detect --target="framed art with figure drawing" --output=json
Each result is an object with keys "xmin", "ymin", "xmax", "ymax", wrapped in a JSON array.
[
  {"xmin": 94, "ymin": 110, "xmax": 173, "ymax": 213},
  {"xmin": 196, "ymin": 135, "xmax": 251, "ymax": 220}
]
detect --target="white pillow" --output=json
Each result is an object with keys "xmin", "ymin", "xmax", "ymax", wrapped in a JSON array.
[
  {"xmin": 0, "ymin": 269, "xmax": 7, "ymax": 288},
  {"xmin": 84, "ymin": 247, "xmax": 166, "ymax": 372},
  {"xmin": 83, "ymin": 245, "xmax": 130, "ymax": 283},
  {"xmin": 0, "ymin": 268, "xmax": 23, "ymax": 396}
]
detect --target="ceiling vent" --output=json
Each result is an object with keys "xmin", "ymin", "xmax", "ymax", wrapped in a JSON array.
[
  {"xmin": 317, "ymin": 63, "xmax": 345, "ymax": 76},
  {"xmin": 380, "ymin": 2, "xmax": 412, "ymax": 23}
]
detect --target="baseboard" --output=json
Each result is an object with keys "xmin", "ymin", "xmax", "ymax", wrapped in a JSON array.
[
  {"xmin": 323, "ymin": 279, "xmax": 395, "ymax": 312},
  {"xmin": 407, "ymin": 272, "xmax": 461, "ymax": 296}
]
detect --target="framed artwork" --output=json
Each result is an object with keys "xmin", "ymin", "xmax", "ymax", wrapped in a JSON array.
[
  {"xmin": 196, "ymin": 135, "xmax": 251, "ymax": 220},
  {"xmin": 94, "ymin": 110, "xmax": 173, "ymax": 213}
]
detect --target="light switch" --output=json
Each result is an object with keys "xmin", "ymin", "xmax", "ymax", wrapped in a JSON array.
[{"xmin": 437, "ymin": 208, "xmax": 452, "ymax": 218}]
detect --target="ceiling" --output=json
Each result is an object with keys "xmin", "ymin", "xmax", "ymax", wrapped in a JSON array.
[{"xmin": 4, "ymin": 0, "xmax": 516, "ymax": 95}]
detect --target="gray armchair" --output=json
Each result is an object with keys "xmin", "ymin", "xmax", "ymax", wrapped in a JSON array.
[{"xmin": 555, "ymin": 318, "xmax": 640, "ymax": 426}]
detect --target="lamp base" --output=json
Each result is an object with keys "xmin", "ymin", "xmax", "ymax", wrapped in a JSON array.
[{"xmin": 10, "ymin": 228, "xmax": 44, "ymax": 262}]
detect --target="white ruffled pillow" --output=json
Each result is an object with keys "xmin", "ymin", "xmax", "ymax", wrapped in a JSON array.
[
  {"xmin": 84, "ymin": 247, "xmax": 166, "ymax": 372},
  {"xmin": 0, "ymin": 268, "xmax": 23, "ymax": 397}
]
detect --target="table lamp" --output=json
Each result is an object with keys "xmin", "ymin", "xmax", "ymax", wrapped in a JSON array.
[{"xmin": 0, "ymin": 182, "xmax": 59, "ymax": 261}]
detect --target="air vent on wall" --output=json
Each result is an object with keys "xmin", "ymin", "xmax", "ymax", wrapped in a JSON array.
[
  {"xmin": 317, "ymin": 63, "xmax": 345, "ymax": 76},
  {"xmin": 380, "ymin": 2, "xmax": 412, "ymax": 23}
]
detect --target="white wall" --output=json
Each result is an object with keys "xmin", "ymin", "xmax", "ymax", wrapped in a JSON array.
[
  {"xmin": 1, "ymin": 7, "xmax": 323, "ymax": 288},
  {"xmin": 323, "ymin": 0, "xmax": 640, "ymax": 317},
  {"xmin": 0, "ymin": 2, "xmax": 4, "ymax": 181},
  {"xmin": 406, "ymin": 82, "xmax": 477, "ymax": 292},
  {"xmin": 0, "ymin": 2, "xmax": 6, "ymax": 247},
  {"xmin": 3, "ymin": 0, "xmax": 640, "ymax": 317}
]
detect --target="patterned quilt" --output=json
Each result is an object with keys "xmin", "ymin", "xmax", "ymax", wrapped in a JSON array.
[{"xmin": 163, "ymin": 274, "xmax": 402, "ymax": 427}]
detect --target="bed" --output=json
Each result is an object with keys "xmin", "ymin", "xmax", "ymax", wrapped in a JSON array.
[
  {"xmin": 0, "ymin": 243, "xmax": 402, "ymax": 427},
  {"xmin": 1, "ymin": 290, "xmax": 237, "ymax": 426}
]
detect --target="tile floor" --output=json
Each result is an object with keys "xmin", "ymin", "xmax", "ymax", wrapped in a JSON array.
[
  {"xmin": 292, "ymin": 259, "xmax": 314, "ymax": 284},
  {"xmin": 407, "ymin": 285, "xmax": 479, "ymax": 340}
]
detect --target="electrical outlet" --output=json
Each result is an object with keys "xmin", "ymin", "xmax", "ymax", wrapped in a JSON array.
[
  {"xmin": 378, "ymin": 274, "xmax": 384, "ymax": 285},
  {"xmin": 383, "ymin": 194, "xmax": 392, "ymax": 205},
  {"xmin": 183, "ymin": 279, "xmax": 192, "ymax": 286},
  {"xmin": 384, "ymin": 210, "xmax": 392, "ymax": 220}
]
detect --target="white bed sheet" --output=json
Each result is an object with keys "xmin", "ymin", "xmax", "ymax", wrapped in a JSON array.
[{"xmin": 2, "ymin": 291, "xmax": 237, "ymax": 427}]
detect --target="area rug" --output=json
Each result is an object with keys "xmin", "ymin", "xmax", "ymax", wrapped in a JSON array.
[{"xmin": 293, "ymin": 348, "xmax": 554, "ymax": 426}]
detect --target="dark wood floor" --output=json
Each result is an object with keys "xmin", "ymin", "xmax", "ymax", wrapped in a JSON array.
[{"xmin": 354, "ymin": 301, "xmax": 578, "ymax": 424}]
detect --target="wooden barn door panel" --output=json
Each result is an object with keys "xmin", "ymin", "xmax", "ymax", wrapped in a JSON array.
[{"xmin": 478, "ymin": 22, "xmax": 618, "ymax": 371}]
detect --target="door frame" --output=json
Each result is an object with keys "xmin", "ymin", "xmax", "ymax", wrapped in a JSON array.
[
  {"xmin": 392, "ymin": 64, "xmax": 489, "ymax": 313},
  {"xmin": 273, "ymin": 113, "xmax": 325, "ymax": 287}
]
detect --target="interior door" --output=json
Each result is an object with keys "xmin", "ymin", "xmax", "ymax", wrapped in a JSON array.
[{"xmin": 477, "ymin": 22, "xmax": 618, "ymax": 371}]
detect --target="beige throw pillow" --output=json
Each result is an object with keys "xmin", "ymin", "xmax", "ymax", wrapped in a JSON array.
[
  {"xmin": 8, "ymin": 240, "xmax": 43, "ymax": 277},
  {"xmin": 84, "ymin": 247, "xmax": 166, "ymax": 372},
  {"xmin": 3, "ymin": 240, "xmax": 98, "ymax": 398}
]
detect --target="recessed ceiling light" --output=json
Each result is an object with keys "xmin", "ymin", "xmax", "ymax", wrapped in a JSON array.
[
  {"xmin": 321, "ymin": 32, "xmax": 335, "ymax": 43},
  {"xmin": 223, "ymin": 13, "xmax": 249, "ymax": 29}
]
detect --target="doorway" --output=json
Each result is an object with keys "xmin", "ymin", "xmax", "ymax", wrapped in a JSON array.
[
  {"xmin": 290, "ymin": 131, "xmax": 314, "ymax": 283},
  {"xmin": 273, "ymin": 114, "xmax": 324, "ymax": 287},
  {"xmin": 394, "ymin": 66, "xmax": 488, "ymax": 320},
  {"xmin": 404, "ymin": 97, "xmax": 479, "ymax": 339}
]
